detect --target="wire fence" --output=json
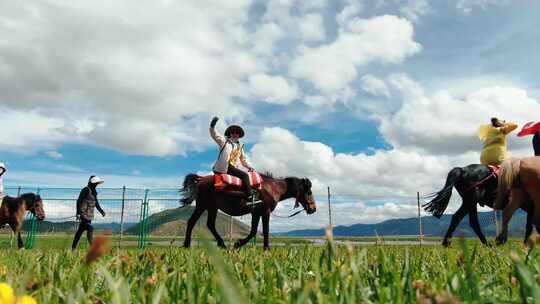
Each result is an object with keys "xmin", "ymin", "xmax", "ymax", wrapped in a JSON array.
[{"xmin": 0, "ymin": 186, "xmax": 503, "ymax": 249}]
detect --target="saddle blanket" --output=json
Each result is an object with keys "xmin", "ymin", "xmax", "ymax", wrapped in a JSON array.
[{"xmin": 214, "ymin": 172, "xmax": 263, "ymax": 191}]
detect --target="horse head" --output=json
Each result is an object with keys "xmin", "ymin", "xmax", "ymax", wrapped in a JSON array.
[
  {"xmin": 22, "ymin": 193, "xmax": 46, "ymax": 221},
  {"xmin": 293, "ymin": 178, "xmax": 316, "ymax": 214}
]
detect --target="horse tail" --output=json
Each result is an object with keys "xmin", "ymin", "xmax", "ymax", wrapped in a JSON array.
[
  {"xmin": 180, "ymin": 174, "xmax": 201, "ymax": 205},
  {"xmin": 423, "ymin": 167, "xmax": 462, "ymax": 218},
  {"xmin": 494, "ymin": 158, "xmax": 521, "ymax": 209}
]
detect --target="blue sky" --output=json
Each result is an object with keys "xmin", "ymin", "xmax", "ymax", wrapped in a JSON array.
[{"xmin": 1, "ymin": 0, "xmax": 540, "ymax": 231}]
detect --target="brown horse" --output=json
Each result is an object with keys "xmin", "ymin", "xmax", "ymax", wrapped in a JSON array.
[
  {"xmin": 495, "ymin": 157, "xmax": 540, "ymax": 245},
  {"xmin": 180, "ymin": 173, "xmax": 316, "ymax": 250},
  {"xmin": 0, "ymin": 193, "xmax": 45, "ymax": 249}
]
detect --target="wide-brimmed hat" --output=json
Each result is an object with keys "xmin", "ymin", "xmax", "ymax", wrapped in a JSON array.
[
  {"xmin": 224, "ymin": 125, "xmax": 245, "ymax": 138},
  {"xmin": 89, "ymin": 176, "xmax": 104, "ymax": 185}
]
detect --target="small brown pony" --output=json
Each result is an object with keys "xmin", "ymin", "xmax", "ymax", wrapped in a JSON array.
[
  {"xmin": 495, "ymin": 157, "xmax": 540, "ymax": 245},
  {"xmin": 180, "ymin": 173, "xmax": 316, "ymax": 250},
  {"xmin": 0, "ymin": 193, "xmax": 45, "ymax": 249}
]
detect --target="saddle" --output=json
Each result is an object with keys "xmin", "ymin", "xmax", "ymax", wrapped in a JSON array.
[{"xmin": 214, "ymin": 171, "xmax": 263, "ymax": 197}]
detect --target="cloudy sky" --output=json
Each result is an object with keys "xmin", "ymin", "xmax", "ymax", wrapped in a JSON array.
[{"xmin": 1, "ymin": 0, "xmax": 540, "ymax": 232}]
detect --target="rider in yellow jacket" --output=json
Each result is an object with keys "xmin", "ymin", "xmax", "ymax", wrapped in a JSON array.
[{"xmin": 478, "ymin": 117, "xmax": 517, "ymax": 166}]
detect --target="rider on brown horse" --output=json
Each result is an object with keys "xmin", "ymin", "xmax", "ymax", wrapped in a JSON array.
[{"xmin": 210, "ymin": 117, "xmax": 257, "ymax": 201}]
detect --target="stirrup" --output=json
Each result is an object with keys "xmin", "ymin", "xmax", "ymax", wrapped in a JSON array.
[
  {"xmin": 246, "ymin": 198, "xmax": 262, "ymax": 206},
  {"xmin": 245, "ymin": 190, "xmax": 260, "ymax": 206}
]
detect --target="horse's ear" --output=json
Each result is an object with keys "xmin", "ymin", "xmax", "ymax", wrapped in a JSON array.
[{"xmin": 302, "ymin": 178, "xmax": 312, "ymax": 189}]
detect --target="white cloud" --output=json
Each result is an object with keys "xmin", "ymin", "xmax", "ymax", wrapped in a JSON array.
[
  {"xmin": 336, "ymin": 0, "xmax": 363, "ymax": 28},
  {"xmin": 377, "ymin": 74, "xmax": 540, "ymax": 155},
  {"xmin": 290, "ymin": 15, "xmax": 421, "ymax": 94},
  {"xmin": 361, "ymin": 74, "xmax": 390, "ymax": 97},
  {"xmin": 299, "ymin": 14, "xmax": 326, "ymax": 42},
  {"xmin": 0, "ymin": 2, "xmax": 423, "ymax": 158},
  {"xmin": 249, "ymin": 127, "xmax": 451, "ymax": 198},
  {"xmin": 0, "ymin": 109, "xmax": 67, "ymax": 153},
  {"xmin": 248, "ymin": 74, "xmax": 300, "ymax": 105},
  {"xmin": 252, "ymin": 22, "xmax": 284, "ymax": 55},
  {"xmin": 0, "ymin": 1, "xmax": 260, "ymax": 156}
]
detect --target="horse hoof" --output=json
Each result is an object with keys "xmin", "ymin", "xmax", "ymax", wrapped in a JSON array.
[
  {"xmin": 233, "ymin": 241, "xmax": 243, "ymax": 249},
  {"xmin": 495, "ymin": 236, "xmax": 506, "ymax": 246},
  {"xmin": 442, "ymin": 240, "xmax": 451, "ymax": 247}
]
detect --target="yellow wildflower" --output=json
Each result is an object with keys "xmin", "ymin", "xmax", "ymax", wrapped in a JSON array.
[
  {"xmin": 0, "ymin": 283, "xmax": 15, "ymax": 304},
  {"xmin": 16, "ymin": 296, "xmax": 37, "ymax": 304}
]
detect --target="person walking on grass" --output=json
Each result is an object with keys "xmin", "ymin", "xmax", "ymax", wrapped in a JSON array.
[{"xmin": 72, "ymin": 175, "xmax": 106, "ymax": 250}]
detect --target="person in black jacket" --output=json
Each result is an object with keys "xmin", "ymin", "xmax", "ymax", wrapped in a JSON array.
[
  {"xmin": 533, "ymin": 131, "xmax": 540, "ymax": 156},
  {"xmin": 72, "ymin": 175, "xmax": 106, "ymax": 249}
]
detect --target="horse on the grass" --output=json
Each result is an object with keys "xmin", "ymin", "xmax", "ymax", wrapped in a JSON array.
[
  {"xmin": 424, "ymin": 164, "xmax": 534, "ymax": 247},
  {"xmin": 0, "ymin": 193, "xmax": 45, "ymax": 249},
  {"xmin": 180, "ymin": 173, "xmax": 316, "ymax": 250},
  {"xmin": 494, "ymin": 157, "xmax": 540, "ymax": 245}
]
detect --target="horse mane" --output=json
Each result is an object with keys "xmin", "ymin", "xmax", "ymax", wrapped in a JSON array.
[
  {"xmin": 260, "ymin": 171, "xmax": 275, "ymax": 179},
  {"xmin": 495, "ymin": 158, "xmax": 521, "ymax": 209},
  {"xmin": 20, "ymin": 193, "xmax": 37, "ymax": 201}
]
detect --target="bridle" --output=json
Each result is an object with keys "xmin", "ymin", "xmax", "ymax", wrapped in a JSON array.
[
  {"xmin": 26, "ymin": 197, "xmax": 40, "ymax": 216},
  {"xmin": 273, "ymin": 193, "xmax": 313, "ymax": 219}
]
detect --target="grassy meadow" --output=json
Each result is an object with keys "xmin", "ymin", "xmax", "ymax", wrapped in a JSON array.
[{"xmin": 0, "ymin": 236, "xmax": 539, "ymax": 303}]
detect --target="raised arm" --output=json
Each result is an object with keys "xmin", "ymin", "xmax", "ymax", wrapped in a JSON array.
[
  {"xmin": 209, "ymin": 117, "xmax": 226, "ymax": 148},
  {"xmin": 501, "ymin": 122, "xmax": 518, "ymax": 135}
]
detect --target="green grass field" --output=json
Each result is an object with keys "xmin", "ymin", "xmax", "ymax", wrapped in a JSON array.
[{"xmin": 0, "ymin": 235, "xmax": 540, "ymax": 303}]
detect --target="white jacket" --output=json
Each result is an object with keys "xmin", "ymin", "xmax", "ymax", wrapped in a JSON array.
[{"xmin": 210, "ymin": 127, "xmax": 250, "ymax": 173}]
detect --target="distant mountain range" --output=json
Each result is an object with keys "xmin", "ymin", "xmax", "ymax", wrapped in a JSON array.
[
  {"xmin": 14, "ymin": 206, "xmax": 250, "ymax": 237},
  {"xmin": 125, "ymin": 206, "xmax": 250, "ymax": 237},
  {"xmin": 281, "ymin": 210, "xmax": 529, "ymax": 238},
  {"xmin": 11, "ymin": 209, "xmax": 530, "ymax": 239}
]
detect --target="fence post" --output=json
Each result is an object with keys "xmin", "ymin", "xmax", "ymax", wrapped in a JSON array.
[
  {"xmin": 16, "ymin": 186, "xmax": 21, "ymax": 196},
  {"xmin": 138, "ymin": 196, "xmax": 145, "ymax": 249},
  {"xmin": 119, "ymin": 186, "xmax": 126, "ymax": 248},
  {"xmin": 25, "ymin": 188, "xmax": 40, "ymax": 249},
  {"xmin": 417, "ymin": 192, "xmax": 423, "ymax": 245},
  {"xmin": 327, "ymin": 187, "xmax": 333, "ymax": 233},
  {"xmin": 138, "ymin": 189, "xmax": 150, "ymax": 249}
]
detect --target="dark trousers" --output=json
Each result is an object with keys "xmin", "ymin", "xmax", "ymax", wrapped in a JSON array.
[
  {"xmin": 534, "ymin": 132, "xmax": 540, "ymax": 156},
  {"xmin": 227, "ymin": 166, "xmax": 252, "ymax": 194},
  {"xmin": 72, "ymin": 218, "xmax": 93, "ymax": 249}
]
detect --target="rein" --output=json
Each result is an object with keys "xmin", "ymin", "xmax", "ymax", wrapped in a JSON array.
[
  {"xmin": 465, "ymin": 169, "xmax": 498, "ymax": 192},
  {"xmin": 272, "ymin": 200, "xmax": 306, "ymax": 218},
  {"xmin": 272, "ymin": 209, "xmax": 305, "ymax": 218}
]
